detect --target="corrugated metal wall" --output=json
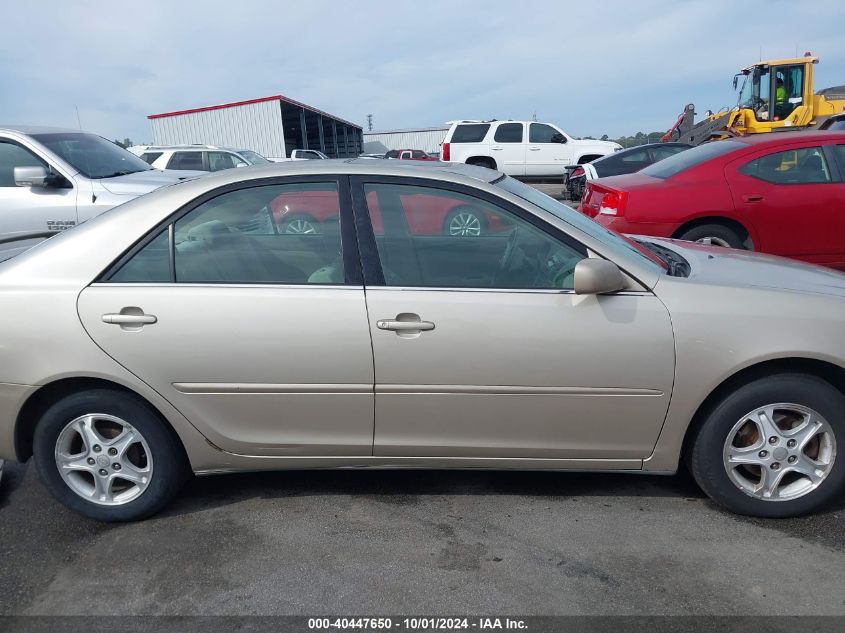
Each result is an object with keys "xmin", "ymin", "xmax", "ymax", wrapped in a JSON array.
[
  {"xmin": 363, "ymin": 128, "xmax": 448, "ymax": 154},
  {"xmin": 150, "ymin": 99, "xmax": 287, "ymax": 158}
]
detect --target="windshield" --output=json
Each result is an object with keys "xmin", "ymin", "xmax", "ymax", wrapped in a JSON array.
[
  {"xmin": 237, "ymin": 150, "xmax": 270, "ymax": 165},
  {"xmin": 496, "ymin": 177, "xmax": 667, "ymax": 272},
  {"xmin": 31, "ymin": 133, "xmax": 152, "ymax": 179},
  {"xmin": 640, "ymin": 140, "xmax": 742, "ymax": 179}
]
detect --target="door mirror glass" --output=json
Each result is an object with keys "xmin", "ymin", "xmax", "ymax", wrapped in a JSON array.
[
  {"xmin": 574, "ymin": 258, "xmax": 626, "ymax": 295},
  {"xmin": 14, "ymin": 165, "xmax": 49, "ymax": 188}
]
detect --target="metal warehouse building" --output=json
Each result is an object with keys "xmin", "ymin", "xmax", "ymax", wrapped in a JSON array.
[
  {"xmin": 148, "ymin": 95, "xmax": 364, "ymax": 159},
  {"xmin": 363, "ymin": 126, "xmax": 448, "ymax": 155}
]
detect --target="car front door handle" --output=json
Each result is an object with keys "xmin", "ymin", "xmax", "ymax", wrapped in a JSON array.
[
  {"xmin": 743, "ymin": 194, "xmax": 764, "ymax": 202},
  {"xmin": 101, "ymin": 313, "xmax": 157, "ymax": 325},
  {"xmin": 528, "ymin": 147, "xmax": 541, "ymax": 151},
  {"xmin": 377, "ymin": 318, "xmax": 435, "ymax": 332}
]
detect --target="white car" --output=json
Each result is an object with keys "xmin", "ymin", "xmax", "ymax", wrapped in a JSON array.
[
  {"xmin": 0, "ymin": 126, "xmax": 203, "ymax": 261},
  {"xmin": 268, "ymin": 149, "xmax": 330, "ymax": 162},
  {"xmin": 441, "ymin": 120, "xmax": 621, "ymax": 178},
  {"xmin": 139, "ymin": 145, "xmax": 271, "ymax": 172}
]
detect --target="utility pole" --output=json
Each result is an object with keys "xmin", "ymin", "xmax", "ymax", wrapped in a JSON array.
[{"xmin": 366, "ymin": 114, "xmax": 373, "ymax": 131}]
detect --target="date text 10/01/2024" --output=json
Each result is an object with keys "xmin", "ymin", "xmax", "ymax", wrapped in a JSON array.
[{"xmin": 308, "ymin": 618, "xmax": 528, "ymax": 630}]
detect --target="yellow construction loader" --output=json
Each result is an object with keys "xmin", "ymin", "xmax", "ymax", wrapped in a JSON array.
[{"xmin": 663, "ymin": 53, "xmax": 845, "ymax": 145}]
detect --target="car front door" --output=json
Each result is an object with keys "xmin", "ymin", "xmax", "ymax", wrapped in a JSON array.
[
  {"xmin": 490, "ymin": 123, "xmax": 526, "ymax": 176},
  {"xmin": 0, "ymin": 138, "xmax": 78, "ymax": 243},
  {"xmin": 526, "ymin": 123, "xmax": 572, "ymax": 176},
  {"xmin": 352, "ymin": 177, "xmax": 675, "ymax": 464},
  {"xmin": 725, "ymin": 144, "xmax": 845, "ymax": 267},
  {"xmin": 77, "ymin": 177, "xmax": 375, "ymax": 457}
]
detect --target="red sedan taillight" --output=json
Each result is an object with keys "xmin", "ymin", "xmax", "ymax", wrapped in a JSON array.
[
  {"xmin": 442, "ymin": 142, "xmax": 450, "ymax": 161},
  {"xmin": 581, "ymin": 184, "xmax": 628, "ymax": 218},
  {"xmin": 570, "ymin": 166, "xmax": 585, "ymax": 178}
]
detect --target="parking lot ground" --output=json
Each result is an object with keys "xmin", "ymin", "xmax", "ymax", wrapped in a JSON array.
[{"xmin": 1, "ymin": 460, "xmax": 844, "ymax": 616}]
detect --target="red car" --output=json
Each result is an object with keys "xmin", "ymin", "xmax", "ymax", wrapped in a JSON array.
[
  {"xmin": 580, "ymin": 132, "xmax": 845, "ymax": 269},
  {"xmin": 270, "ymin": 188, "xmax": 506, "ymax": 236}
]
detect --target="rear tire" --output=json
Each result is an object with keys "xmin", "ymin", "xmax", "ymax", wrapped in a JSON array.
[
  {"xmin": 33, "ymin": 389, "xmax": 189, "ymax": 522},
  {"xmin": 689, "ymin": 374, "xmax": 845, "ymax": 517},
  {"xmin": 467, "ymin": 157, "xmax": 497, "ymax": 171},
  {"xmin": 677, "ymin": 224, "xmax": 744, "ymax": 249}
]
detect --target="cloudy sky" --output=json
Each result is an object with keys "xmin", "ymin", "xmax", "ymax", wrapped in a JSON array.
[{"xmin": 2, "ymin": 0, "xmax": 844, "ymax": 143}]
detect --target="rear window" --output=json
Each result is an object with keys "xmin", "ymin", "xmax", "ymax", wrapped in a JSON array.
[
  {"xmin": 139, "ymin": 152, "xmax": 163, "ymax": 165},
  {"xmin": 640, "ymin": 140, "xmax": 742, "ymax": 179},
  {"xmin": 167, "ymin": 152, "xmax": 204, "ymax": 170},
  {"xmin": 450, "ymin": 124, "xmax": 490, "ymax": 143}
]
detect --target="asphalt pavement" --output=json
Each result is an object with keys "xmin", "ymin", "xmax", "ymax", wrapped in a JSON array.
[{"xmin": 1, "ymin": 459, "xmax": 843, "ymax": 616}]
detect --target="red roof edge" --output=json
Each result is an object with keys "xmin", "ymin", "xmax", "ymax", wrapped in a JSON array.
[{"xmin": 147, "ymin": 95, "xmax": 362, "ymax": 130}]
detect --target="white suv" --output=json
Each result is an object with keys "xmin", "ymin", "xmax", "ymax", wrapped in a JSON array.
[
  {"xmin": 139, "ymin": 145, "xmax": 270, "ymax": 172},
  {"xmin": 441, "ymin": 120, "xmax": 621, "ymax": 178}
]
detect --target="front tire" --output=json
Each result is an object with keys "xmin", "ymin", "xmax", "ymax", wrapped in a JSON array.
[
  {"xmin": 33, "ymin": 389, "xmax": 189, "ymax": 522},
  {"xmin": 689, "ymin": 374, "xmax": 844, "ymax": 517}
]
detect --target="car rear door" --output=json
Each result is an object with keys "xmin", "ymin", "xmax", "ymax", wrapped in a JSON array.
[
  {"xmin": 490, "ymin": 123, "xmax": 526, "ymax": 176},
  {"xmin": 724, "ymin": 143, "xmax": 845, "ymax": 266},
  {"xmin": 351, "ymin": 176, "xmax": 675, "ymax": 464},
  {"xmin": 77, "ymin": 176, "xmax": 376, "ymax": 457}
]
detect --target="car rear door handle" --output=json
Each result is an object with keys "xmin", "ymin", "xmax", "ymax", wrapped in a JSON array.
[
  {"xmin": 743, "ymin": 194, "xmax": 764, "ymax": 202},
  {"xmin": 528, "ymin": 147, "xmax": 541, "ymax": 151},
  {"xmin": 377, "ymin": 319, "xmax": 435, "ymax": 332},
  {"xmin": 491, "ymin": 146, "xmax": 504, "ymax": 151}
]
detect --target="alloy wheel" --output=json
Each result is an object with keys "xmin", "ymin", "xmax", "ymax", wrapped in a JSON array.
[
  {"xmin": 284, "ymin": 219, "xmax": 317, "ymax": 234},
  {"xmin": 448, "ymin": 212, "xmax": 482, "ymax": 237},
  {"xmin": 722, "ymin": 403, "xmax": 836, "ymax": 501},
  {"xmin": 54, "ymin": 414, "xmax": 154, "ymax": 506}
]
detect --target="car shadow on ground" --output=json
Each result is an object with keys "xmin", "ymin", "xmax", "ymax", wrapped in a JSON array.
[{"xmin": 164, "ymin": 467, "xmax": 708, "ymax": 518}]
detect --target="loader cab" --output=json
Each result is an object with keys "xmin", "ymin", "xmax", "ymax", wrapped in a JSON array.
[{"xmin": 736, "ymin": 58, "xmax": 813, "ymax": 125}]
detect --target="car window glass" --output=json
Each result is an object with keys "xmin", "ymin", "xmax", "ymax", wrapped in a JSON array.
[
  {"xmin": 139, "ymin": 152, "xmax": 163, "ymax": 165},
  {"xmin": 167, "ymin": 152, "xmax": 204, "ymax": 170},
  {"xmin": 649, "ymin": 145, "xmax": 688, "ymax": 162},
  {"xmin": 364, "ymin": 183, "xmax": 584, "ymax": 290},
  {"xmin": 494, "ymin": 123, "xmax": 524, "ymax": 143},
  {"xmin": 829, "ymin": 145, "xmax": 845, "ymax": 169},
  {"xmin": 109, "ymin": 183, "xmax": 344, "ymax": 284},
  {"xmin": 412, "ymin": 150, "xmax": 427, "ymax": 158},
  {"xmin": 0, "ymin": 141, "xmax": 48, "ymax": 187},
  {"xmin": 641, "ymin": 140, "xmax": 742, "ymax": 179},
  {"xmin": 109, "ymin": 228, "xmax": 171, "ymax": 283},
  {"xmin": 450, "ymin": 124, "xmax": 490, "ymax": 143},
  {"xmin": 620, "ymin": 148, "xmax": 649, "ymax": 163},
  {"xmin": 384, "ymin": 150, "xmax": 399, "ymax": 159},
  {"xmin": 173, "ymin": 183, "xmax": 343, "ymax": 283},
  {"xmin": 400, "ymin": 151, "xmax": 411, "ymax": 159},
  {"xmin": 739, "ymin": 147, "xmax": 832, "ymax": 184},
  {"xmin": 529, "ymin": 123, "xmax": 565, "ymax": 144}
]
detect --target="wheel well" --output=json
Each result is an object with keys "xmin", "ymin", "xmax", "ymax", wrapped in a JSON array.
[
  {"xmin": 466, "ymin": 156, "xmax": 497, "ymax": 170},
  {"xmin": 577, "ymin": 155, "xmax": 603, "ymax": 164},
  {"xmin": 681, "ymin": 358, "xmax": 845, "ymax": 460},
  {"xmin": 672, "ymin": 216, "xmax": 752, "ymax": 248},
  {"xmin": 14, "ymin": 377, "xmax": 186, "ymax": 463}
]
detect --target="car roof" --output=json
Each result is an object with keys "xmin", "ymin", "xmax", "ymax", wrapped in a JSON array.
[
  {"xmin": 732, "ymin": 131, "xmax": 845, "ymax": 146},
  {"xmin": 0, "ymin": 125, "xmax": 96, "ymax": 135},
  {"xmin": 144, "ymin": 145, "xmax": 241, "ymax": 152}
]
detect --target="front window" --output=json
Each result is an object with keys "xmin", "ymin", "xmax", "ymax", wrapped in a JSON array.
[
  {"xmin": 237, "ymin": 150, "xmax": 269, "ymax": 165},
  {"xmin": 496, "ymin": 177, "xmax": 667, "ymax": 272},
  {"xmin": 737, "ymin": 65, "xmax": 772, "ymax": 122},
  {"xmin": 0, "ymin": 141, "xmax": 48, "ymax": 187},
  {"xmin": 364, "ymin": 182, "xmax": 585, "ymax": 289},
  {"xmin": 31, "ymin": 133, "xmax": 152, "ymax": 179},
  {"xmin": 739, "ymin": 147, "xmax": 832, "ymax": 184},
  {"xmin": 529, "ymin": 123, "xmax": 565, "ymax": 144}
]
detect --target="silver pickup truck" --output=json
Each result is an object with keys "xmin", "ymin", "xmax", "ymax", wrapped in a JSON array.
[{"xmin": 0, "ymin": 125, "xmax": 203, "ymax": 260}]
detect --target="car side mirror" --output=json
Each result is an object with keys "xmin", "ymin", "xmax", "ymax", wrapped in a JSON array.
[
  {"xmin": 14, "ymin": 166, "xmax": 50, "ymax": 188},
  {"xmin": 574, "ymin": 258, "xmax": 627, "ymax": 295}
]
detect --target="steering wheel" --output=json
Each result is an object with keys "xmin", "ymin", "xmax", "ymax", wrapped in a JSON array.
[{"xmin": 493, "ymin": 229, "xmax": 521, "ymax": 286}]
